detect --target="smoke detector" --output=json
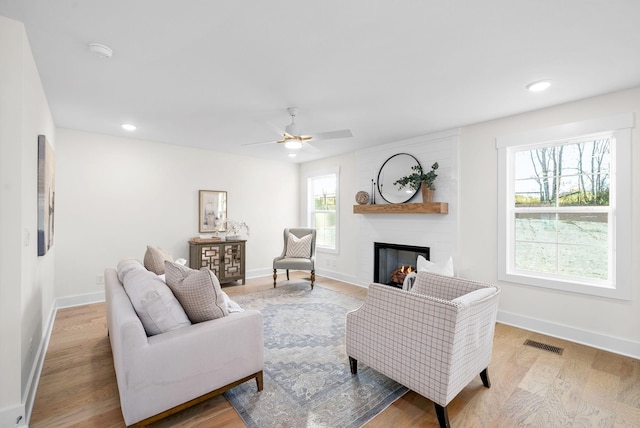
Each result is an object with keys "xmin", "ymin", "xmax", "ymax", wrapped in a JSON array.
[{"xmin": 88, "ymin": 43, "xmax": 113, "ymax": 59}]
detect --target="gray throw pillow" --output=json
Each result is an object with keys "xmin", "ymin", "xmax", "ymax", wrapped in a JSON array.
[{"xmin": 164, "ymin": 261, "xmax": 229, "ymax": 323}]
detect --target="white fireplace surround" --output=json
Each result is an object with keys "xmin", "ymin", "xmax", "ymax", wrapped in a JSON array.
[{"xmin": 355, "ymin": 129, "xmax": 459, "ymax": 286}]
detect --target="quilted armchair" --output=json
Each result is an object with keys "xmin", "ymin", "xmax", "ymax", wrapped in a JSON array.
[
  {"xmin": 273, "ymin": 227, "xmax": 316, "ymax": 289},
  {"xmin": 346, "ymin": 272, "xmax": 500, "ymax": 428}
]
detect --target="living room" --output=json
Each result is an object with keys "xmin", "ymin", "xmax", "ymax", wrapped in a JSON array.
[{"xmin": 1, "ymin": 2, "xmax": 639, "ymax": 427}]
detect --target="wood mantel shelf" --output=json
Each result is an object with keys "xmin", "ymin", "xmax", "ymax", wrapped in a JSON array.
[{"xmin": 353, "ymin": 202, "xmax": 448, "ymax": 214}]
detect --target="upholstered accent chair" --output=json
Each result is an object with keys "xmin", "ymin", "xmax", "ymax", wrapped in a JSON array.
[
  {"xmin": 346, "ymin": 272, "xmax": 500, "ymax": 428},
  {"xmin": 273, "ymin": 228, "xmax": 317, "ymax": 289}
]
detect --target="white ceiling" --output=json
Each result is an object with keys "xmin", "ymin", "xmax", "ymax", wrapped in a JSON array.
[{"xmin": 2, "ymin": 0, "xmax": 640, "ymax": 163}]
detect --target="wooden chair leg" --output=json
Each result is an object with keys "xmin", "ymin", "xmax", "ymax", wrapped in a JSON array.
[
  {"xmin": 349, "ymin": 357, "xmax": 358, "ymax": 374},
  {"xmin": 255, "ymin": 371, "xmax": 264, "ymax": 391},
  {"xmin": 434, "ymin": 403, "xmax": 450, "ymax": 428},
  {"xmin": 310, "ymin": 270, "xmax": 315, "ymax": 289},
  {"xmin": 480, "ymin": 367, "xmax": 491, "ymax": 388},
  {"xmin": 286, "ymin": 269, "xmax": 289, "ymax": 280},
  {"xmin": 273, "ymin": 269, "xmax": 277, "ymax": 288}
]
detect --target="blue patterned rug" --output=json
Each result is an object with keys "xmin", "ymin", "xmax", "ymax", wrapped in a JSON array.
[{"xmin": 223, "ymin": 282, "xmax": 408, "ymax": 428}]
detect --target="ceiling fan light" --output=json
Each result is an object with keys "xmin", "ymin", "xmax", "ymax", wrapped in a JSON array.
[{"xmin": 285, "ymin": 140, "xmax": 303, "ymax": 150}]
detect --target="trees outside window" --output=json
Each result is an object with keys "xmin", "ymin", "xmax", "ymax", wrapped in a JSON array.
[
  {"xmin": 497, "ymin": 114, "xmax": 632, "ymax": 300},
  {"xmin": 307, "ymin": 171, "xmax": 338, "ymax": 251}
]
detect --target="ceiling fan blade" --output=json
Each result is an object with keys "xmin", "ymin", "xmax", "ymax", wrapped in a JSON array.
[
  {"xmin": 241, "ymin": 139, "xmax": 278, "ymax": 147},
  {"xmin": 311, "ymin": 129, "xmax": 353, "ymax": 141},
  {"xmin": 302, "ymin": 141, "xmax": 321, "ymax": 153}
]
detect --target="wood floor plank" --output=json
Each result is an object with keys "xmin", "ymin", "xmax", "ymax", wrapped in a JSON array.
[{"xmin": 30, "ymin": 272, "xmax": 640, "ymax": 427}]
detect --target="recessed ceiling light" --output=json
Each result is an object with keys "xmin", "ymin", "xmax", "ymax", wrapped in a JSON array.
[
  {"xmin": 526, "ymin": 80, "xmax": 551, "ymax": 92},
  {"xmin": 88, "ymin": 43, "xmax": 113, "ymax": 59},
  {"xmin": 121, "ymin": 123, "xmax": 136, "ymax": 131},
  {"xmin": 288, "ymin": 153, "xmax": 297, "ymax": 158},
  {"xmin": 284, "ymin": 140, "xmax": 303, "ymax": 150}
]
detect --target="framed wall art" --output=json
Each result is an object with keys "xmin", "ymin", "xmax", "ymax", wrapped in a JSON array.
[
  {"xmin": 38, "ymin": 134, "xmax": 55, "ymax": 256},
  {"xmin": 199, "ymin": 190, "xmax": 227, "ymax": 233}
]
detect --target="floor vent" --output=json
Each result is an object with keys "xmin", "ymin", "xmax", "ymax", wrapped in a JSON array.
[{"xmin": 523, "ymin": 339, "xmax": 564, "ymax": 355}]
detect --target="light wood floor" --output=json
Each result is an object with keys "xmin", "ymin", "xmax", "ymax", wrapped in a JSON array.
[{"xmin": 30, "ymin": 273, "xmax": 640, "ymax": 427}]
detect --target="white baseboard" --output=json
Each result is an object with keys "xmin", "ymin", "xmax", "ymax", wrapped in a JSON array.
[
  {"xmin": 21, "ymin": 291, "xmax": 106, "ymax": 425},
  {"xmin": 55, "ymin": 291, "xmax": 105, "ymax": 309},
  {"xmin": 315, "ymin": 268, "xmax": 367, "ymax": 288},
  {"xmin": 0, "ymin": 404, "xmax": 26, "ymax": 427},
  {"xmin": 497, "ymin": 310, "xmax": 640, "ymax": 359}
]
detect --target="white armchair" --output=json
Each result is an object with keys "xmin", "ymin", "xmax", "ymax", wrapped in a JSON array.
[{"xmin": 346, "ymin": 272, "xmax": 500, "ymax": 428}]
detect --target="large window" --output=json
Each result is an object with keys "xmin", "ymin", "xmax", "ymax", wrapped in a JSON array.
[
  {"xmin": 307, "ymin": 169, "xmax": 339, "ymax": 252},
  {"xmin": 497, "ymin": 114, "xmax": 632, "ymax": 300}
]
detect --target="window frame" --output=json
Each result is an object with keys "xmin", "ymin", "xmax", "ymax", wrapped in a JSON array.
[
  {"xmin": 306, "ymin": 167, "xmax": 340, "ymax": 254},
  {"xmin": 496, "ymin": 113, "xmax": 633, "ymax": 300}
]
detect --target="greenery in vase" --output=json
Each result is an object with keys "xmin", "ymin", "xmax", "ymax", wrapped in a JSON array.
[{"xmin": 394, "ymin": 162, "xmax": 439, "ymax": 191}]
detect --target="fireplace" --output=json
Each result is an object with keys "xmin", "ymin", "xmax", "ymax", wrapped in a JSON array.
[{"xmin": 374, "ymin": 242, "xmax": 430, "ymax": 288}]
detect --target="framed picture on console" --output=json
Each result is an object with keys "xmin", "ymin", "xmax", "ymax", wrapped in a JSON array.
[{"xmin": 199, "ymin": 190, "xmax": 227, "ymax": 233}]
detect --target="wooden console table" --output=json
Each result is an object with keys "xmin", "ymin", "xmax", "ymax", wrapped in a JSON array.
[{"xmin": 188, "ymin": 238, "xmax": 246, "ymax": 284}]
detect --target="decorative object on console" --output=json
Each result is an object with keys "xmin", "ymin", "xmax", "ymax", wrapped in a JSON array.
[
  {"xmin": 221, "ymin": 219, "xmax": 250, "ymax": 240},
  {"xmin": 199, "ymin": 189, "xmax": 227, "ymax": 233},
  {"xmin": 355, "ymin": 190, "xmax": 370, "ymax": 205},
  {"xmin": 377, "ymin": 153, "xmax": 421, "ymax": 203}
]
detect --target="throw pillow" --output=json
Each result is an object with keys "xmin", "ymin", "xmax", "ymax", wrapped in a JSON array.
[
  {"xmin": 416, "ymin": 255, "xmax": 454, "ymax": 277},
  {"xmin": 285, "ymin": 233, "xmax": 312, "ymax": 258},
  {"xmin": 143, "ymin": 246, "xmax": 173, "ymax": 275},
  {"xmin": 123, "ymin": 269, "xmax": 191, "ymax": 336},
  {"xmin": 164, "ymin": 261, "xmax": 229, "ymax": 323},
  {"xmin": 117, "ymin": 257, "xmax": 146, "ymax": 283}
]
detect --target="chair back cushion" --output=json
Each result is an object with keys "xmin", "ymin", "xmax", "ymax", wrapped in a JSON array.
[{"xmin": 285, "ymin": 232, "xmax": 312, "ymax": 258}]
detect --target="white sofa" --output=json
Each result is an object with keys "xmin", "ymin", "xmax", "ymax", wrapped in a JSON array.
[{"xmin": 105, "ymin": 265, "xmax": 264, "ymax": 426}]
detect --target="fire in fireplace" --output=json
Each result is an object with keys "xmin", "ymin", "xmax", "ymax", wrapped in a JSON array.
[{"xmin": 374, "ymin": 242, "xmax": 430, "ymax": 288}]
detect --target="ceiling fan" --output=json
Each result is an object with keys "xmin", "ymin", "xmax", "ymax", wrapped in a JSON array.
[{"xmin": 244, "ymin": 107, "xmax": 353, "ymax": 151}]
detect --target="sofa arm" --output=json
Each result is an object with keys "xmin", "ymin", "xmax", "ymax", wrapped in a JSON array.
[{"xmin": 119, "ymin": 310, "xmax": 263, "ymax": 423}]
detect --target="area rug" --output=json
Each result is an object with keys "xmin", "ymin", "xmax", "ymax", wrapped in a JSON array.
[{"xmin": 223, "ymin": 282, "xmax": 408, "ymax": 428}]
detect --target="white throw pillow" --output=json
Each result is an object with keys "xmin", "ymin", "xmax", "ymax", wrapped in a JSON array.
[
  {"xmin": 117, "ymin": 258, "xmax": 146, "ymax": 283},
  {"xmin": 451, "ymin": 287, "xmax": 496, "ymax": 307},
  {"xmin": 123, "ymin": 269, "xmax": 191, "ymax": 336},
  {"xmin": 417, "ymin": 255, "xmax": 454, "ymax": 277},
  {"xmin": 285, "ymin": 233, "xmax": 312, "ymax": 258}
]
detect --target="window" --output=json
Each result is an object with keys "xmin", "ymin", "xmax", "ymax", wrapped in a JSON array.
[
  {"xmin": 497, "ymin": 114, "xmax": 632, "ymax": 300},
  {"xmin": 307, "ymin": 169, "xmax": 339, "ymax": 252}
]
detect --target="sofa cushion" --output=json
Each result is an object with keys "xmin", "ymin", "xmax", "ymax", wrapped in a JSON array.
[
  {"xmin": 417, "ymin": 255, "xmax": 454, "ymax": 277},
  {"xmin": 285, "ymin": 233, "xmax": 312, "ymax": 258},
  {"xmin": 123, "ymin": 269, "xmax": 191, "ymax": 336},
  {"xmin": 117, "ymin": 257, "xmax": 146, "ymax": 283},
  {"xmin": 144, "ymin": 246, "xmax": 173, "ymax": 275},
  {"xmin": 164, "ymin": 261, "xmax": 229, "ymax": 323}
]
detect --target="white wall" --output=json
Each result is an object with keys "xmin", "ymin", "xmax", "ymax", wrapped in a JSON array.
[
  {"xmin": 459, "ymin": 87, "xmax": 640, "ymax": 357},
  {"xmin": 299, "ymin": 152, "xmax": 359, "ymax": 283},
  {"xmin": 353, "ymin": 129, "xmax": 460, "ymax": 286},
  {"xmin": 54, "ymin": 129, "xmax": 299, "ymax": 298},
  {"xmin": 0, "ymin": 16, "xmax": 56, "ymax": 426}
]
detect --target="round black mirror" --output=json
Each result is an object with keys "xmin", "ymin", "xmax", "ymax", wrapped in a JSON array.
[{"xmin": 377, "ymin": 153, "xmax": 421, "ymax": 203}]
